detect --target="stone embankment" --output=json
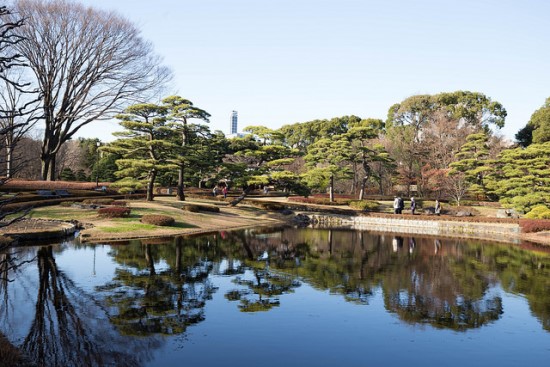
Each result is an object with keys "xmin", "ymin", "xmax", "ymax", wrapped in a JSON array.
[{"xmin": 306, "ymin": 213, "xmax": 521, "ymax": 243}]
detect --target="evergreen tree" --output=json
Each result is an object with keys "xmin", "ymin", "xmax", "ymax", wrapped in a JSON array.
[
  {"xmin": 104, "ymin": 103, "xmax": 176, "ymax": 201},
  {"xmin": 162, "ymin": 96, "xmax": 211, "ymax": 201},
  {"xmin": 485, "ymin": 142, "xmax": 550, "ymax": 212},
  {"xmin": 449, "ymin": 132, "xmax": 491, "ymax": 199}
]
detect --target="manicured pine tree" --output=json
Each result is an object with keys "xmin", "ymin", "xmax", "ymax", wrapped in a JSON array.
[
  {"xmin": 485, "ymin": 142, "xmax": 550, "ymax": 213},
  {"xmin": 162, "ymin": 96, "xmax": 211, "ymax": 201},
  {"xmin": 449, "ymin": 131, "xmax": 491, "ymax": 199},
  {"xmin": 104, "ymin": 103, "xmax": 176, "ymax": 201}
]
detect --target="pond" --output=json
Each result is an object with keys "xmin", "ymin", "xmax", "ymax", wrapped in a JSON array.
[{"xmin": 1, "ymin": 227, "xmax": 550, "ymax": 367}]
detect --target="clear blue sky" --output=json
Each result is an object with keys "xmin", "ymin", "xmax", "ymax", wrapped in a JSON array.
[{"xmin": 76, "ymin": 0, "xmax": 550, "ymax": 142}]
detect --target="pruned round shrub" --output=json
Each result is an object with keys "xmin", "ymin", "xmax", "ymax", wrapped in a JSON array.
[
  {"xmin": 349, "ymin": 200, "xmax": 379, "ymax": 211},
  {"xmin": 183, "ymin": 204, "xmax": 200, "ymax": 212},
  {"xmin": 140, "ymin": 214, "xmax": 175, "ymax": 226},
  {"xmin": 182, "ymin": 204, "xmax": 220, "ymax": 213},
  {"xmin": 97, "ymin": 206, "xmax": 131, "ymax": 218}
]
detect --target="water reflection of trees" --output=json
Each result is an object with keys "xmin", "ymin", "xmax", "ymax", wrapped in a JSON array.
[
  {"xmin": 24, "ymin": 246, "xmax": 160, "ymax": 367},
  {"xmin": 96, "ymin": 237, "xmax": 218, "ymax": 336},
  {"xmin": 2, "ymin": 227, "xmax": 550, "ymax": 366},
  {"xmin": 239, "ymin": 228, "xmax": 550, "ymax": 332}
]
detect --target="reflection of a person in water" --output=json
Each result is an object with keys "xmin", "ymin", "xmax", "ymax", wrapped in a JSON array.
[
  {"xmin": 392, "ymin": 236, "xmax": 404, "ymax": 252},
  {"xmin": 434, "ymin": 239, "xmax": 442, "ymax": 254},
  {"xmin": 408, "ymin": 238, "xmax": 416, "ymax": 253}
]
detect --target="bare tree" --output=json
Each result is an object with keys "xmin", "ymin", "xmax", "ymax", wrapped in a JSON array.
[
  {"xmin": 0, "ymin": 69, "xmax": 40, "ymax": 178},
  {"xmin": 444, "ymin": 171, "xmax": 469, "ymax": 206},
  {"xmin": 1, "ymin": 4, "xmax": 40, "ymax": 228},
  {"xmin": 11, "ymin": 0, "xmax": 172, "ymax": 180}
]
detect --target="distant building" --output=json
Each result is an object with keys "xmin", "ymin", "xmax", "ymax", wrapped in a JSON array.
[{"xmin": 230, "ymin": 110, "xmax": 238, "ymax": 134}]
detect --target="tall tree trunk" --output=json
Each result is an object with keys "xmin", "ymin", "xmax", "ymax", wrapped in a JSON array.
[
  {"xmin": 176, "ymin": 164, "xmax": 185, "ymax": 201},
  {"xmin": 329, "ymin": 174, "xmax": 334, "ymax": 202},
  {"xmin": 48, "ymin": 155, "xmax": 56, "ymax": 181},
  {"xmin": 359, "ymin": 176, "xmax": 367, "ymax": 200},
  {"xmin": 146, "ymin": 169, "xmax": 157, "ymax": 201},
  {"xmin": 41, "ymin": 156, "xmax": 50, "ymax": 181},
  {"xmin": 229, "ymin": 185, "xmax": 251, "ymax": 207}
]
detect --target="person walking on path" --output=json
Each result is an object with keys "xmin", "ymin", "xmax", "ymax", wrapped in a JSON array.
[
  {"xmin": 435, "ymin": 199, "xmax": 441, "ymax": 216},
  {"xmin": 393, "ymin": 196, "xmax": 400, "ymax": 214},
  {"xmin": 222, "ymin": 186, "xmax": 228, "ymax": 199},
  {"xmin": 398, "ymin": 196, "xmax": 404, "ymax": 214},
  {"xmin": 410, "ymin": 197, "xmax": 416, "ymax": 215}
]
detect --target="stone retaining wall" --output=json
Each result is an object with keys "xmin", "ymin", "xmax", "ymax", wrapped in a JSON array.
[{"xmin": 308, "ymin": 214, "xmax": 521, "ymax": 243}]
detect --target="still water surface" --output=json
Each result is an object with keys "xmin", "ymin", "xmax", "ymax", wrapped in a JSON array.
[{"xmin": 1, "ymin": 227, "xmax": 550, "ymax": 367}]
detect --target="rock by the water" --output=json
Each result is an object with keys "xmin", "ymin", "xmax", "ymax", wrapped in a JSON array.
[{"xmin": 292, "ymin": 214, "xmax": 311, "ymax": 226}]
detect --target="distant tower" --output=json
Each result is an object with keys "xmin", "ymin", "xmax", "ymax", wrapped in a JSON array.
[{"xmin": 230, "ymin": 110, "xmax": 238, "ymax": 134}]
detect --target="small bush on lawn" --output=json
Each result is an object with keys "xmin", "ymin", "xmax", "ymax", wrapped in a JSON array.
[
  {"xmin": 520, "ymin": 219, "xmax": 550, "ymax": 233},
  {"xmin": 59, "ymin": 201, "xmax": 76, "ymax": 207},
  {"xmin": 183, "ymin": 204, "xmax": 200, "ymax": 212},
  {"xmin": 97, "ymin": 206, "xmax": 131, "ymax": 218},
  {"xmin": 349, "ymin": 200, "xmax": 379, "ymax": 211},
  {"xmin": 140, "ymin": 214, "xmax": 175, "ymax": 226},
  {"xmin": 182, "ymin": 204, "xmax": 220, "ymax": 213},
  {"xmin": 525, "ymin": 205, "xmax": 550, "ymax": 219}
]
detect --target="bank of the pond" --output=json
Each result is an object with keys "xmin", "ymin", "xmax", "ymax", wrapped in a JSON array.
[
  {"xmin": 77, "ymin": 199, "xmax": 288, "ymax": 243},
  {"xmin": 2, "ymin": 196, "xmax": 550, "ymax": 246}
]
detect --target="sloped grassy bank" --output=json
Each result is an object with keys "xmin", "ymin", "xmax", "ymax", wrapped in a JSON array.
[{"xmin": 2, "ymin": 196, "xmax": 550, "ymax": 246}]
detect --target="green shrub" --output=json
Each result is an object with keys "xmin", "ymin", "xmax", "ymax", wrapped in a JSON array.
[
  {"xmin": 97, "ymin": 206, "xmax": 131, "ymax": 218},
  {"xmin": 349, "ymin": 200, "xmax": 379, "ymax": 211},
  {"xmin": 140, "ymin": 214, "xmax": 175, "ymax": 226},
  {"xmin": 59, "ymin": 201, "xmax": 76, "ymax": 207},
  {"xmin": 525, "ymin": 205, "xmax": 550, "ymax": 219}
]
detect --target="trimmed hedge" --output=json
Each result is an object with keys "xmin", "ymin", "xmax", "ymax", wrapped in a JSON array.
[
  {"xmin": 97, "ymin": 206, "xmax": 131, "ymax": 218},
  {"xmin": 182, "ymin": 204, "xmax": 220, "ymax": 213},
  {"xmin": 140, "ymin": 214, "xmax": 175, "ymax": 226},
  {"xmin": 520, "ymin": 219, "xmax": 550, "ymax": 233}
]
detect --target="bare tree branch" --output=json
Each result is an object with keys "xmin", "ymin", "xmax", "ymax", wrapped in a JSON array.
[{"xmin": 11, "ymin": 0, "xmax": 172, "ymax": 180}]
